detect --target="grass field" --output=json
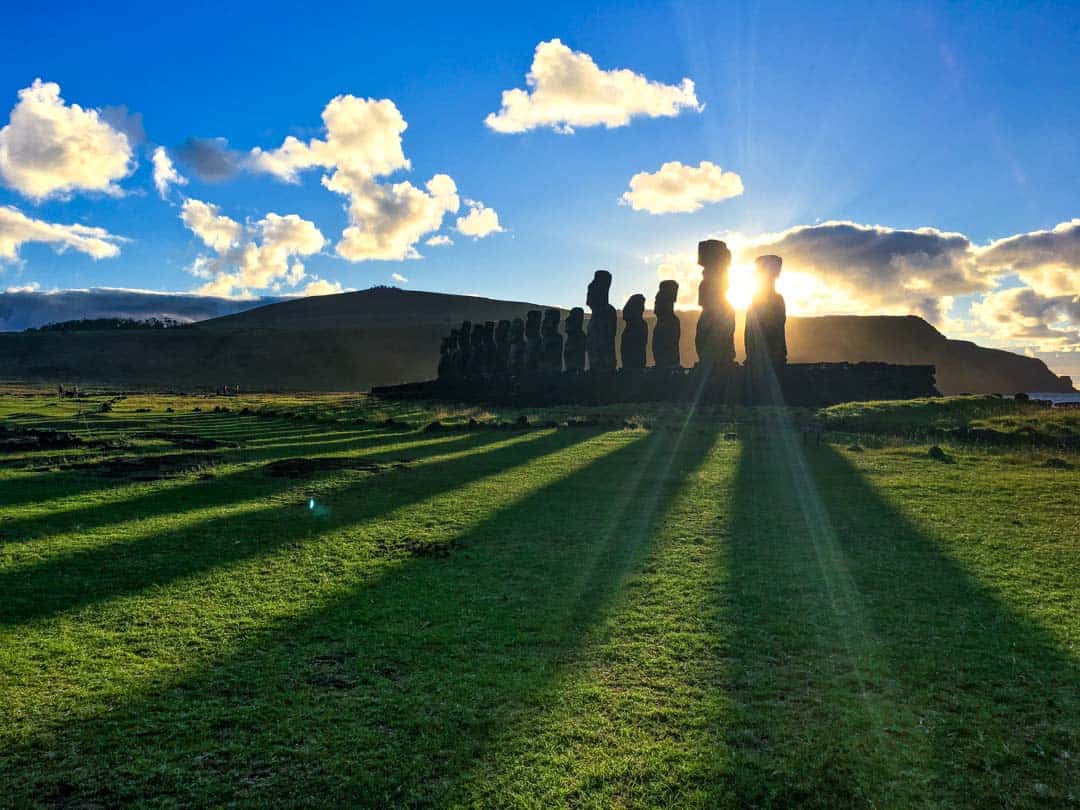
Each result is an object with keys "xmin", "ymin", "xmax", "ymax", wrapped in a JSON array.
[{"xmin": 1, "ymin": 390, "xmax": 1077, "ymax": 807}]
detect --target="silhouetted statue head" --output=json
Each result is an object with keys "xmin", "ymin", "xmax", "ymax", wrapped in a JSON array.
[
  {"xmin": 652, "ymin": 280, "xmax": 682, "ymax": 370},
  {"xmin": 459, "ymin": 320, "xmax": 472, "ymax": 345},
  {"xmin": 620, "ymin": 293, "xmax": 648, "ymax": 370},
  {"xmin": 563, "ymin": 307, "xmax": 587, "ymax": 372},
  {"xmin": 586, "ymin": 270, "xmax": 613, "ymax": 310},
  {"xmin": 542, "ymin": 308, "xmax": 561, "ymax": 336},
  {"xmin": 495, "ymin": 319, "xmax": 510, "ymax": 343},
  {"xmin": 525, "ymin": 310, "xmax": 542, "ymax": 339},
  {"xmin": 565, "ymin": 307, "xmax": 585, "ymax": 334},
  {"xmin": 697, "ymin": 240, "xmax": 731, "ymax": 273},
  {"xmin": 623, "ymin": 294, "xmax": 645, "ymax": 322},
  {"xmin": 655, "ymin": 280, "xmax": 678, "ymax": 317},
  {"xmin": 510, "ymin": 318, "xmax": 524, "ymax": 342},
  {"xmin": 695, "ymin": 239, "xmax": 736, "ymax": 366},
  {"xmin": 745, "ymin": 254, "xmax": 787, "ymax": 372},
  {"xmin": 754, "ymin": 254, "xmax": 782, "ymax": 292}
]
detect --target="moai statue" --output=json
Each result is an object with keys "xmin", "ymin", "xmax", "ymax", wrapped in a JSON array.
[
  {"xmin": 620, "ymin": 294, "xmax": 647, "ymax": 371},
  {"xmin": 586, "ymin": 270, "xmax": 617, "ymax": 372},
  {"xmin": 437, "ymin": 335, "xmax": 453, "ymax": 379},
  {"xmin": 493, "ymin": 320, "xmax": 511, "ymax": 375},
  {"xmin": 524, "ymin": 310, "xmax": 542, "ymax": 372},
  {"xmin": 468, "ymin": 325, "xmax": 486, "ymax": 377},
  {"xmin": 652, "ymin": 280, "xmax": 681, "ymax": 370},
  {"xmin": 745, "ymin": 254, "xmax": 787, "ymax": 369},
  {"xmin": 447, "ymin": 328, "xmax": 462, "ymax": 378},
  {"xmin": 695, "ymin": 240, "xmax": 736, "ymax": 368},
  {"xmin": 508, "ymin": 318, "xmax": 527, "ymax": 376},
  {"xmin": 540, "ymin": 309, "xmax": 564, "ymax": 372},
  {"xmin": 482, "ymin": 321, "xmax": 498, "ymax": 375},
  {"xmin": 458, "ymin": 320, "xmax": 473, "ymax": 377},
  {"xmin": 563, "ymin": 307, "xmax": 587, "ymax": 372}
]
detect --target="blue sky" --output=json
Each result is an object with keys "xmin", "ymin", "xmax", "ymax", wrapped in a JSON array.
[{"xmin": 1, "ymin": 0, "xmax": 1078, "ymax": 373}]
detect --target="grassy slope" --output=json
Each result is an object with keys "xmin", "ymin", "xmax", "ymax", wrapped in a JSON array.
[{"xmin": 0, "ymin": 393, "xmax": 1076, "ymax": 807}]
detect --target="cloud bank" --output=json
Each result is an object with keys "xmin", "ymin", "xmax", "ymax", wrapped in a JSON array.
[
  {"xmin": 485, "ymin": 39, "xmax": 701, "ymax": 134},
  {"xmin": 621, "ymin": 161, "xmax": 743, "ymax": 214}
]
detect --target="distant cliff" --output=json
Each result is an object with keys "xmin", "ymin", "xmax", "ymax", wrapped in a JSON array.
[{"xmin": 0, "ymin": 288, "xmax": 1071, "ymax": 395}]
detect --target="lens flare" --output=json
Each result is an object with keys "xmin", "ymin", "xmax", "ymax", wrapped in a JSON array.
[{"xmin": 726, "ymin": 264, "xmax": 757, "ymax": 310}]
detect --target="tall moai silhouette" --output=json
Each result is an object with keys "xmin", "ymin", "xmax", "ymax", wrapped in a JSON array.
[
  {"xmin": 508, "ymin": 317, "xmax": 526, "ymax": 376},
  {"xmin": 437, "ymin": 335, "xmax": 453, "ymax": 379},
  {"xmin": 652, "ymin": 280, "xmax": 681, "ymax": 370},
  {"xmin": 745, "ymin": 254, "xmax": 787, "ymax": 369},
  {"xmin": 458, "ymin": 320, "xmax": 473, "ymax": 376},
  {"xmin": 482, "ymin": 321, "xmax": 498, "ymax": 374},
  {"xmin": 620, "ymin": 294, "xmax": 648, "ymax": 370},
  {"xmin": 493, "ymin": 319, "xmax": 511, "ymax": 374},
  {"xmin": 524, "ymin": 310, "xmax": 542, "ymax": 372},
  {"xmin": 694, "ymin": 240, "xmax": 736, "ymax": 368},
  {"xmin": 540, "ymin": 309, "xmax": 564, "ymax": 372},
  {"xmin": 468, "ymin": 325, "xmax": 486, "ymax": 377},
  {"xmin": 586, "ymin": 270, "xmax": 617, "ymax": 372},
  {"xmin": 563, "ymin": 307, "xmax": 587, "ymax": 372}
]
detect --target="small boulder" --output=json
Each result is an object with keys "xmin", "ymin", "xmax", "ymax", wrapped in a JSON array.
[{"xmin": 927, "ymin": 445, "xmax": 953, "ymax": 463}]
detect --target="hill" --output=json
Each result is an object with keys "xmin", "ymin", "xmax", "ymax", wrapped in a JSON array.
[{"xmin": 0, "ymin": 287, "xmax": 1071, "ymax": 394}]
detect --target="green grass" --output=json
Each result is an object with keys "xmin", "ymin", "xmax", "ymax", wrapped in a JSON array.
[{"xmin": 0, "ymin": 390, "xmax": 1076, "ymax": 807}]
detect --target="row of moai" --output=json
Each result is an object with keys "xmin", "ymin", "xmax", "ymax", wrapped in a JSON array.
[{"xmin": 436, "ymin": 239, "xmax": 787, "ymax": 379}]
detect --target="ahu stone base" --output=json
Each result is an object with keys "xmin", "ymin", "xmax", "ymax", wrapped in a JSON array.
[{"xmin": 371, "ymin": 362, "xmax": 938, "ymax": 407}]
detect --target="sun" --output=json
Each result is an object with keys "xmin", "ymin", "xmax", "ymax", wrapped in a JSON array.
[{"xmin": 726, "ymin": 263, "xmax": 757, "ymax": 310}]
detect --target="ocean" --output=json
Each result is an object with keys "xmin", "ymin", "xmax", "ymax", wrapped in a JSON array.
[{"xmin": 1028, "ymin": 392, "xmax": 1080, "ymax": 405}]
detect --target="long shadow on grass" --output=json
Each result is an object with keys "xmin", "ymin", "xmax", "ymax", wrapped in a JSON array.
[
  {"xmin": 0, "ymin": 428, "xmax": 580, "ymax": 627},
  {"xmin": 0, "ymin": 429, "xmax": 489, "ymax": 546},
  {"xmin": 2, "ymin": 426, "xmax": 718, "ymax": 806},
  {"xmin": 0, "ymin": 418, "xmax": 391, "ymax": 511},
  {"xmin": 722, "ymin": 419, "xmax": 1079, "ymax": 807}
]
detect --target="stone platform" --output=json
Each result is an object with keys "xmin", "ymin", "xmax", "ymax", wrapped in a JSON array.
[{"xmin": 371, "ymin": 362, "xmax": 938, "ymax": 407}]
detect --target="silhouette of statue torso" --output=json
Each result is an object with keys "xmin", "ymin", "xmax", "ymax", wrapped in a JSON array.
[
  {"xmin": 524, "ymin": 310, "xmax": 542, "ymax": 372},
  {"xmin": 457, "ymin": 321, "xmax": 472, "ymax": 376},
  {"xmin": 745, "ymin": 254, "xmax": 787, "ymax": 369},
  {"xmin": 694, "ymin": 240, "xmax": 736, "ymax": 367},
  {"xmin": 620, "ymin": 294, "xmax": 647, "ymax": 370},
  {"xmin": 540, "ymin": 309, "xmax": 564, "ymax": 372},
  {"xmin": 508, "ymin": 318, "xmax": 526, "ymax": 376},
  {"xmin": 586, "ymin": 270, "xmax": 617, "ymax": 372},
  {"xmin": 563, "ymin": 307, "xmax": 587, "ymax": 372},
  {"xmin": 652, "ymin": 280, "xmax": 681, "ymax": 370},
  {"xmin": 493, "ymin": 319, "xmax": 511, "ymax": 375}
]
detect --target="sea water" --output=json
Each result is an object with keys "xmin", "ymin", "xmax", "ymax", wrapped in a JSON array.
[{"xmin": 1027, "ymin": 392, "xmax": 1080, "ymax": 405}]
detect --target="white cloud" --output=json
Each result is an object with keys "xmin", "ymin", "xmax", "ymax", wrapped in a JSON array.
[
  {"xmin": 249, "ymin": 95, "xmax": 463, "ymax": 261},
  {"xmin": 0, "ymin": 79, "xmax": 135, "ymax": 201},
  {"xmin": 298, "ymin": 278, "xmax": 344, "ymax": 296},
  {"xmin": 621, "ymin": 161, "xmax": 743, "ymax": 214},
  {"xmin": 5, "ymin": 281, "xmax": 40, "ymax": 293},
  {"xmin": 976, "ymin": 218, "xmax": 1080, "ymax": 297},
  {"xmin": 332, "ymin": 173, "xmax": 459, "ymax": 261},
  {"xmin": 181, "ymin": 198, "xmax": 326, "ymax": 297},
  {"xmin": 425, "ymin": 235, "xmax": 453, "ymax": 247},
  {"xmin": 151, "ymin": 146, "xmax": 187, "ymax": 199},
  {"xmin": 742, "ymin": 221, "xmax": 987, "ymax": 324},
  {"xmin": 456, "ymin": 199, "xmax": 503, "ymax": 237},
  {"xmin": 0, "ymin": 205, "xmax": 125, "ymax": 261},
  {"xmin": 181, "ymin": 198, "xmax": 242, "ymax": 252},
  {"xmin": 485, "ymin": 39, "xmax": 701, "ymax": 134},
  {"xmin": 391, "ymin": 272, "xmax": 408, "ymax": 283},
  {"xmin": 970, "ymin": 285, "xmax": 1080, "ymax": 350}
]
